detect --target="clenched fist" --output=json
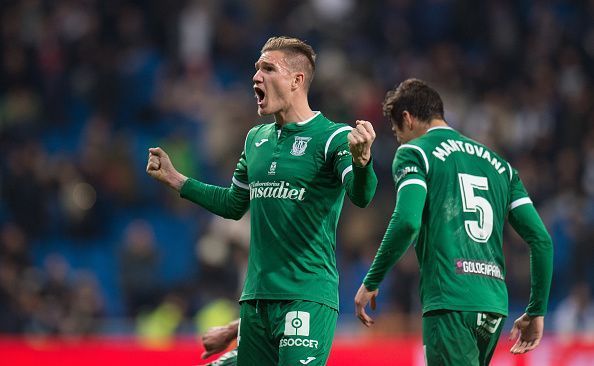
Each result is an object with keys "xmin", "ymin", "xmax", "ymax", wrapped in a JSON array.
[
  {"xmin": 146, "ymin": 147, "xmax": 187, "ymax": 191},
  {"xmin": 347, "ymin": 120, "xmax": 376, "ymax": 167}
]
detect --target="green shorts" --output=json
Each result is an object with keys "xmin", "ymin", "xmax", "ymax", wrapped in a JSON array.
[
  {"xmin": 422, "ymin": 310, "xmax": 506, "ymax": 366},
  {"xmin": 237, "ymin": 300, "xmax": 338, "ymax": 366}
]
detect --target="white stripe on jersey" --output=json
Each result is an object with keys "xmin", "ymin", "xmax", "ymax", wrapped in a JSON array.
[
  {"xmin": 341, "ymin": 165, "xmax": 353, "ymax": 183},
  {"xmin": 398, "ymin": 144, "xmax": 429, "ymax": 174},
  {"xmin": 325, "ymin": 126, "xmax": 353, "ymax": 161},
  {"xmin": 397, "ymin": 178, "xmax": 427, "ymax": 194},
  {"xmin": 507, "ymin": 162, "xmax": 513, "ymax": 182},
  {"xmin": 232, "ymin": 177, "xmax": 249, "ymax": 190},
  {"xmin": 510, "ymin": 197, "xmax": 532, "ymax": 210}
]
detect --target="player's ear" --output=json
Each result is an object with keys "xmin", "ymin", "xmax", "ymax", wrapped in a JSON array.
[
  {"xmin": 292, "ymin": 72, "xmax": 305, "ymax": 91},
  {"xmin": 402, "ymin": 111, "xmax": 414, "ymax": 130}
]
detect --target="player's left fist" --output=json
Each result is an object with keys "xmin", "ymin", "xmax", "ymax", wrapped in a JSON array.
[{"xmin": 347, "ymin": 120, "xmax": 376, "ymax": 167}]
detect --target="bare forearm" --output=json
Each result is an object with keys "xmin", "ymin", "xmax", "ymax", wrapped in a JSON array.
[
  {"xmin": 226, "ymin": 319, "xmax": 239, "ymax": 339},
  {"xmin": 168, "ymin": 172, "xmax": 188, "ymax": 192}
]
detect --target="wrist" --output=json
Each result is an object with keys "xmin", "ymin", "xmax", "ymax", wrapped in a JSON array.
[
  {"xmin": 226, "ymin": 320, "xmax": 239, "ymax": 340},
  {"xmin": 171, "ymin": 173, "xmax": 188, "ymax": 192},
  {"xmin": 353, "ymin": 157, "xmax": 369, "ymax": 167},
  {"xmin": 363, "ymin": 281, "xmax": 377, "ymax": 292}
]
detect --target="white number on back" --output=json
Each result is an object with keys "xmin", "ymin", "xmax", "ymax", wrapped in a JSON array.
[{"xmin": 458, "ymin": 173, "xmax": 493, "ymax": 243}]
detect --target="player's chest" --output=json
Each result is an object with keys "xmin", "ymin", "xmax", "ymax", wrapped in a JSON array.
[{"xmin": 247, "ymin": 131, "xmax": 323, "ymax": 181}]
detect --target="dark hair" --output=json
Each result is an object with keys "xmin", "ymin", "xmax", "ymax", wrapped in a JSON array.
[
  {"xmin": 382, "ymin": 78, "xmax": 444, "ymax": 128},
  {"xmin": 261, "ymin": 36, "xmax": 316, "ymax": 88}
]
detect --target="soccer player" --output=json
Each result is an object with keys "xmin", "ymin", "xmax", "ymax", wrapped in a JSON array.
[
  {"xmin": 147, "ymin": 36, "xmax": 377, "ymax": 366},
  {"xmin": 354, "ymin": 79, "xmax": 553, "ymax": 365}
]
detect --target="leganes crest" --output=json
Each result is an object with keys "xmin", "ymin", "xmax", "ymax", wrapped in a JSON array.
[{"xmin": 291, "ymin": 136, "xmax": 312, "ymax": 156}]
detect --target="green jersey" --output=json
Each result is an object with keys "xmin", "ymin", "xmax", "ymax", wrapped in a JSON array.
[
  {"xmin": 379, "ymin": 126, "xmax": 530, "ymax": 316},
  {"xmin": 181, "ymin": 112, "xmax": 377, "ymax": 310}
]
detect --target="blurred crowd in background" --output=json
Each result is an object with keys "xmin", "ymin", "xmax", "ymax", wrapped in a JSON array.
[{"xmin": 1, "ymin": 0, "xmax": 594, "ymax": 343}]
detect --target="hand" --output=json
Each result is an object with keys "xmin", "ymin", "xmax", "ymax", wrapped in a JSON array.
[
  {"xmin": 354, "ymin": 283, "xmax": 379, "ymax": 327},
  {"xmin": 509, "ymin": 313, "xmax": 544, "ymax": 354},
  {"xmin": 347, "ymin": 120, "xmax": 376, "ymax": 167},
  {"xmin": 146, "ymin": 147, "xmax": 187, "ymax": 191},
  {"xmin": 201, "ymin": 323, "xmax": 237, "ymax": 359}
]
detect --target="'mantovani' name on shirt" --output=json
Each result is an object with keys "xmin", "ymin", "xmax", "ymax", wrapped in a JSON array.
[{"xmin": 432, "ymin": 139, "xmax": 506, "ymax": 175}]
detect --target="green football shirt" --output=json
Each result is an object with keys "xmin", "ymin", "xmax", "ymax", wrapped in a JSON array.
[
  {"xmin": 181, "ymin": 112, "xmax": 377, "ymax": 310},
  {"xmin": 370, "ymin": 126, "xmax": 532, "ymax": 316}
]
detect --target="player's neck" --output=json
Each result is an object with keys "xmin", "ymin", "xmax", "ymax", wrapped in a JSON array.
[
  {"xmin": 423, "ymin": 119, "xmax": 448, "ymax": 133},
  {"xmin": 274, "ymin": 98, "xmax": 314, "ymax": 126}
]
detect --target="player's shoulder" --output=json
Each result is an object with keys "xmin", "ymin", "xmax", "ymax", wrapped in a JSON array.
[
  {"xmin": 393, "ymin": 138, "xmax": 434, "ymax": 174},
  {"xmin": 246, "ymin": 122, "xmax": 274, "ymax": 139},
  {"xmin": 318, "ymin": 114, "xmax": 352, "ymax": 135},
  {"xmin": 396, "ymin": 138, "xmax": 432, "ymax": 159},
  {"xmin": 318, "ymin": 116, "xmax": 352, "ymax": 141},
  {"xmin": 248, "ymin": 122, "xmax": 273, "ymax": 135},
  {"xmin": 243, "ymin": 123, "xmax": 273, "ymax": 152},
  {"xmin": 315, "ymin": 116, "xmax": 353, "ymax": 158},
  {"xmin": 460, "ymin": 133, "xmax": 512, "ymax": 166}
]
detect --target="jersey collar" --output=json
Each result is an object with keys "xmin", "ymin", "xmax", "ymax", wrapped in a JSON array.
[
  {"xmin": 296, "ymin": 111, "xmax": 321, "ymax": 125},
  {"xmin": 427, "ymin": 126, "xmax": 454, "ymax": 133},
  {"xmin": 280, "ymin": 111, "xmax": 323, "ymax": 131}
]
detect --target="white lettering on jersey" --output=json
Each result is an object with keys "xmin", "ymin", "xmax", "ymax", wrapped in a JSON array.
[
  {"xmin": 249, "ymin": 181, "xmax": 306, "ymax": 201},
  {"xmin": 432, "ymin": 139, "xmax": 506, "ymax": 175}
]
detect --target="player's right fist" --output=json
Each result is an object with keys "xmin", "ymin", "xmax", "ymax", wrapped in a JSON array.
[
  {"xmin": 146, "ymin": 147, "xmax": 187, "ymax": 191},
  {"xmin": 348, "ymin": 120, "xmax": 376, "ymax": 167}
]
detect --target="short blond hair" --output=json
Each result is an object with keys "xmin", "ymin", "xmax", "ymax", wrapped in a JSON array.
[{"xmin": 261, "ymin": 36, "xmax": 316, "ymax": 88}]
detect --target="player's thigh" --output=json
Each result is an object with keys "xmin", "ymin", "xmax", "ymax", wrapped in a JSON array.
[
  {"xmin": 475, "ymin": 312, "xmax": 506, "ymax": 366},
  {"xmin": 422, "ymin": 310, "xmax": 480, "ymax": 366},
  {"xmin": 237, "ymin": 301, "xmax": 277, "ymax": 366},
  {"xmin": 272, "ymin": 300, "xmax": 338, "ymax": 366}
]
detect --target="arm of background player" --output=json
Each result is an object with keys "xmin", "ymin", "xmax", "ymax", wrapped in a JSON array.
[
  {"xmin": 508, "ymin": 203, "xmax": 553, "ymax": 316},
  {"xmin": 363, "ymin": 183, "xmax": 427, "ymax": 290},
  {"xmin": 343, "ymin": 161, "xmax": 378, "ymax": 208},
  {"xmin": 201, "ymin": 319, "xmax": 239, "ymax": 359}
]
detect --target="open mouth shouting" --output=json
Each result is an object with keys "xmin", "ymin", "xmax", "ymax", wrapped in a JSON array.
[{"xmin": 254, "ymin": 86, "xmax": 266, "ymax": 107}]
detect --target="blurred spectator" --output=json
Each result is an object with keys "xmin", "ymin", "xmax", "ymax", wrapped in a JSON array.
[
  {"xmin": 192, "ymin": 215, "xmax": 250, "ymax": 308},
  {"xmin": 119, "ymin": 220, "xmax": 161, "ymax": 317},
  {"xmin": 553, "ymin": 282, "xmax": 594, "ymax": 343},
  {"xmin": 1, "ymin": 141, "xmax": 50, "ymax": 236},
  {"xmin": 136, "ymin": 292, "xmax": 187, "ymax": 348},
  {"xmin": 60, "ymin": 271, "xmax": 104, "ymax": 336},
  {"xmin": 0, "ymin": 223, "xmax": 30, "ymax": 273}
]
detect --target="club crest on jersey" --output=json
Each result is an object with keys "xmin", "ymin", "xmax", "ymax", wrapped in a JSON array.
[
  {"xmin": 268, "ymin": 162, "xmax": 277, "ymax": 175},
  {"xmin": 291, "ymin": 136, "xmax": 312, "ymax": 156}
]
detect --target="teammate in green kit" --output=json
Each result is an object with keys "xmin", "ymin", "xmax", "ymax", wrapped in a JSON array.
[
  {"xmin": 147, "ymin": 36, "xmax": 377, "ymax": 366},
  {"xmin": 354, "ymin": 79, "xmax": 553, "ymax": 365}
]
